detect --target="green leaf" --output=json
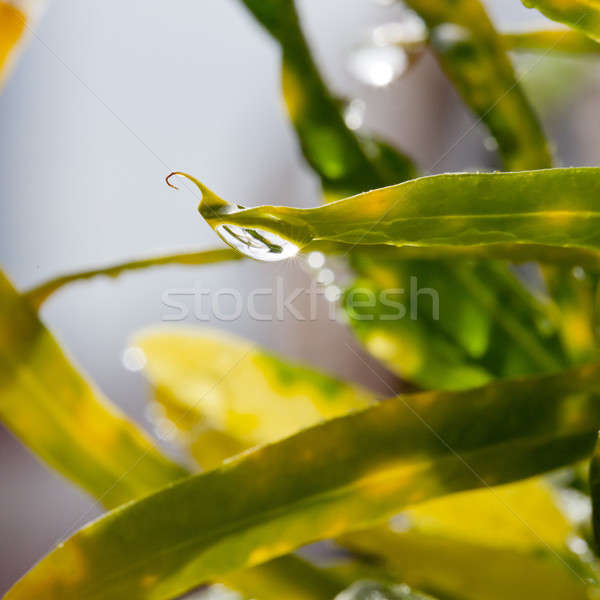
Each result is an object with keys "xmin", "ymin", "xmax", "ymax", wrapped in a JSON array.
[
  {"xmin": 405, "ymin": 0, "xmax": 551, "ymax": 171},
  {"xmin": 8, "ymin": 361, "xmax": 600, "ymax": 599},
  {"xmin": 239, "ymin": 0, "xmax": 415, "ymax": 198},
  {"xmin": 522, "ymin": 0, "xmax": 600, "ymax": 42},
  {"xmin": 25, "ymin": 247, "xmax": 242, "ymax": 309},
  {"xmin": 502, "ymin": 28, "xmax": 600, "ymax": 53},
  {"xmin": 0, "ymin": 270, "xmax": 358, "ymax": 600},
  {"xmin": 0, "ymin": 270, "xmax": 188, "ymax": 508},
  {"xmin": 334, "ymin": 581, "xmax": 436, "ymax": 600},
  {"xmin": 342, "ymin": 527, "xmax": 592, "ymax": 600},
  {"xmin": 139, "ymin": 328, "xmax": 592, "ymax": 599},
  {"xmin": 178, "ymin": 168, "xmax": 600, "ymax": 260}
]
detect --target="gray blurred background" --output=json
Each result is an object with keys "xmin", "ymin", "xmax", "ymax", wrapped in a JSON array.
[{"xmin": 1, "ymin": 0, "xmax": 599, "ymax": 593}]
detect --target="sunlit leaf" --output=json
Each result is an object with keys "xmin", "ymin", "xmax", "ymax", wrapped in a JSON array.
[
  {"xmin": 25, "ymin": 247, "xmax": 242, "ymax": 309},
  {"xmin": 503, "ymin": 28, "xmax": 600, "ymax": 53},
  {"xmin": 9, "ymin": 360, "xmax": 600, "ymax": 599},
  {"xmin": 522, "ymin": 0, "xmax": 600, "ymax": 42},
  {"xmin": 174, "ymin": 168, "xmax": 600, "ymax": 261},
  {"xmin": 0, "ymin": 270, "xmax": 188, "ymax": 508},
  {"xmin": 140, "ymin": 328, "xmax": 591, "ymax": 598},
  {"xmin": 404, "ymin": 0, "xmax": 551, "ymax": 171},
  {"xmin": 0, "ymin": 271, "xmax": 356, "ymax": 600}
]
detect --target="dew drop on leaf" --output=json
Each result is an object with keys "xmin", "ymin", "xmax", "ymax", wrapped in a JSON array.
[{"xmin": 215, "ymin": 224, "xmax": 299, "ymax": 262}]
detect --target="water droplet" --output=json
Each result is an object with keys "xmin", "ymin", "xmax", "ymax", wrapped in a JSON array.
[
  {"xmin": 325, "ymin": 285, "xmax": 342, "ymax": 302},
  {"xmin": 567, "ymin": 535, "xmax": 589, "ymax": 556},
  {"xmin": 344, "ymin": 98, "xmax": 366, "ymax": 130},
  {"xmin": 122, "ymin": 346, "xmax": 146, "ymax": 372},
  {"xmin": 431, "ymin": 23, "xmax": 471, "ymax": 52},
  {"xmin": 307, "ymin": 251, "xmax": 325, "ymax": 269},
  {"xmin": 572, "ymin": 265, "xmax": 586, "ymax": 280},
  {"xmin": 215, "ymin": 223, "xmax": 299, "ymax": 262},
  {"xmin": 483, "ymin": 136, "xmax": 499, "ymax": 152},
  {"xmin": 347, "ymin": 45, "xmax": 408, "ymax": 87},
  {"xmin": 317, "ymin": 268, "xmax": 335, "ymax": 285},
  {"xmin": 371, "ymin": 14, "xmax": 427, "ymax": 50}
]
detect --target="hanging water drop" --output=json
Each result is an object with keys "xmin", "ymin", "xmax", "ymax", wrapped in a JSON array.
[
  {"xmin": 347, "ymin": 45, "xmax": 408, "ymax": 87},
  {"xmin": 215, "ymin": 223, "xmax": 299, "ymax": 262}
]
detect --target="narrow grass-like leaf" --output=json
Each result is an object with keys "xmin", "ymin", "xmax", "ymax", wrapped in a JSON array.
[
  {"xmin": 0, "ymin": 271, "xmax": 355, "ymax": 600},
  {"xmin": 522, "ymin": 0, "xmax": 600, "ymax": 41},
  {"xmin": 178, "ymin": 168, "xmax": 600, "ymax": 258},
  {"xmin": 502, "ymin": 29, "xmax": 600, "ymax": 53},
  {"xmin": 590, "ymin": 434, "xmax": 600, "ymax": 553},
  {"xmin": 25, "ymin": 247, "xmax": 242, "ymax": 309},
  {"xmin": 405, "ymin": 0, "xmax": 551, "ymax": 171},
  {"xmin": 8, "ymin": 361, "xmax": 600, "ymax": 599},
  {"xmin": 0, "ymin": 270, "xmax": 188, "ymax": 508}
]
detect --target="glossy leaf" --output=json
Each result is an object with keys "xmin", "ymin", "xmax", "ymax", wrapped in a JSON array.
[
  {"xmin": 405, "ymin": 0, "xmax": 551, "ymax": 171},
  {"xmin": 25, "ymin": 247, "xmax": 242, "ymax": 309},
  {"xmin": 179, "ymin": 168, "xmax": 600, "ymax": 259},
  {"xmin": 522, "ymin": 0, "xmax": 600, "ymax": 41},
  {"xmin": 503, "ymin": 28, "xmax": 600, "ymax": 53},
  {"xmin": 0, "ymin": 270, "xmax": 188, "ymax": 508},
  {"xmin": 9, "ymin": 361, "xmax": 600, "ymax": 599}
]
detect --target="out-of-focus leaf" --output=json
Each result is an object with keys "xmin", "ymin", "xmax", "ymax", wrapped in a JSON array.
[
  {"xmin": 542, "ymin": 266, "xmax": 600, "ymax": 365},
  {"xmin": 239, "ymin": 0, "xmax": 415, "ymax": 198},
  {"xmin": 503, "ymin": 28, "xmax": 600, "ymax": 53},
  {"xmin": 334, "ymin": 581, "xmax": 435, "ymax": 600},
  {"xmin": 178, "ymin": 168, "xmax": 600, "ymax": 259},
  {"xmin": 25, "ymin": 247, "xmax": 242, "ymax": 309},
  {"xmin": 136, "ymin": 327, "xmax": 374, "ymax": 467},
  {"xmin": 0, "ymin": 270, "xmax": 188, "ymax": 508},
  {"xmin": 345, "ymin": 255, "xmax": 567, "ymax": 388},
  {"xmin": 0, "ymin": 1, "xmax": 32, "ymax": 88},
  {"xmin": 342, "ymin": 527, "xmax": 591, "ymax": 600},
  {"xmin": 405, "ymin": 0, "xmax": 551, "ymax": 171},
  {"xmin": 9, "ymin": 361, "xmax": 600, "ymax": 599},
  {"xmin": 522, "ymin": 0, "xmax": 600, "ymax": 42},
  {"xmin": 0, "ymin": 271, "xmax": 359, "ymax": 600},
  {"xmin": 140, "ymin": 328, "xmax": 591, "ymax": 599}
]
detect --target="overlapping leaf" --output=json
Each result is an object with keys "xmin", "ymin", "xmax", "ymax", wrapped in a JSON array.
[
  {"xmin": 138, "ymin": 328, "xmax": 593, "ymax": 599},
  {"xmin": 9, "ymin": 348, "xmax": 600, "ymax": 599},
  {"xmin": 0, "ymin": 270, "xmax": 188, "ymax": 508}
]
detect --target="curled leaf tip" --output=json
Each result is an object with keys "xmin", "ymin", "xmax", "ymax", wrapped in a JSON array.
[{"xmin": 165, "ymin": 171, "xmax": 183, "ymax": 190}]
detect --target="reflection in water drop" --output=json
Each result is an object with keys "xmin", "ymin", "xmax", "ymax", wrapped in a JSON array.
[
  {"xmin": 215, "ymin": 223, "xmax": 300, "ymax": 262},
  {"xmin": 121, "ymin": 346, "xmax": 147, "ymax": 372},
  {"xmin": 347, "ymin": 45, "xmax": 408, "ymax": 87},
  {"xmin": 344, "ymin": 98, "xmax": 366, "ymax": 130}
]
